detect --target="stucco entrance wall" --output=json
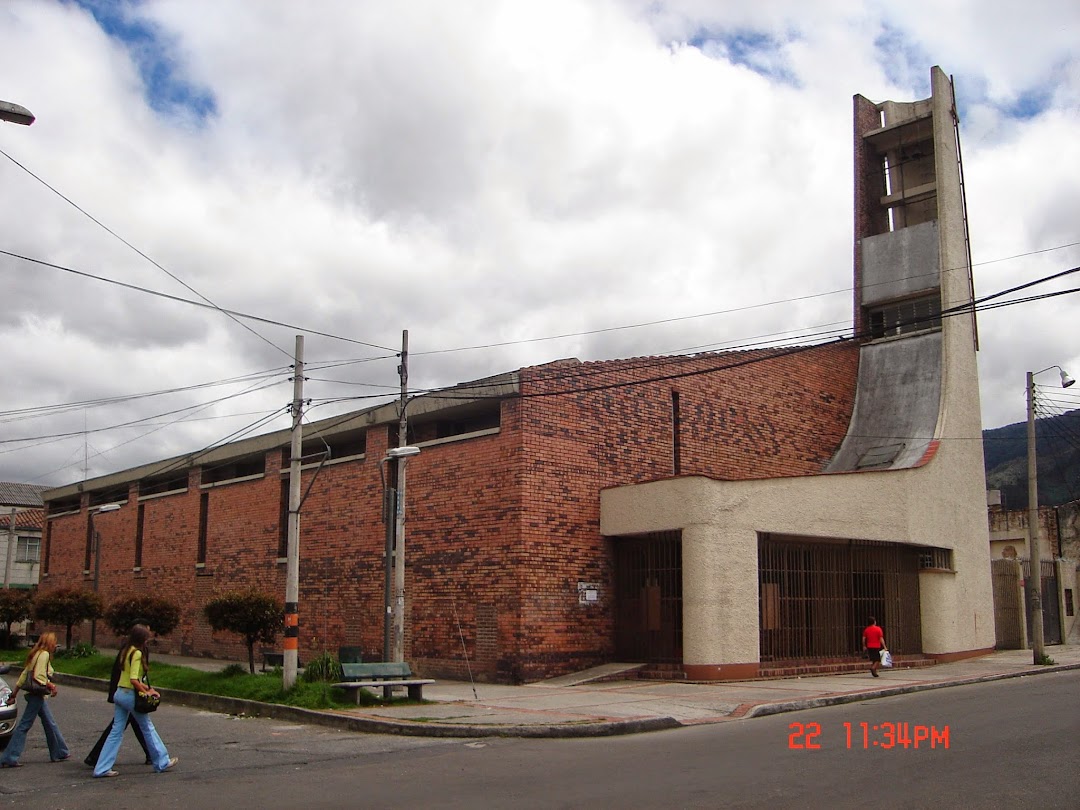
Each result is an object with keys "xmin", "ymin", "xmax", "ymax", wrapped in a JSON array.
[{"xmin": 601, "ymin": 432, "xmax": 996, "ymax": 676}]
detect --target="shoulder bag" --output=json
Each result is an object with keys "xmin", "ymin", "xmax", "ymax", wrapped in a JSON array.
[
  {"xmin": 22, "ymin": 653, "xmax": 51, "ymax": 697},
  {"xmin": 132, "ymin": 660, "xmax": 160, "ymax": 713}
]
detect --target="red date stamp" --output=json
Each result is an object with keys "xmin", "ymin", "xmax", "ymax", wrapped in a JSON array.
[{"xmin": 788, "ymin": 721, "xmax": 950, "ymax": 750}]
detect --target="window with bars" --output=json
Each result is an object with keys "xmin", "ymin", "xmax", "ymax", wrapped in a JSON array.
[
  {"xmin": 918, "ymin": 547, "xmax": 953, "ymax": 571},
  {"xmin": 866, "ymin": 294, "xmax": 941, "ymax": 339}
]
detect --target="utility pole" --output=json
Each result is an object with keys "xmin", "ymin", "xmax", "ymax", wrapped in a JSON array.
[
  {"xmin": 1026, "ymin": 370, "xmax": 1045, "ymax": 664},
  {"xmin": 393, "ymin": 330, "xmax": 408, "ymax": 664},
  {"xmin": 284, "ymin": 335, "xmax": 304, "ymax": 689},
  {"xmin": 3, "ymin": 507, "xmax": 16, "ymax": 589}
]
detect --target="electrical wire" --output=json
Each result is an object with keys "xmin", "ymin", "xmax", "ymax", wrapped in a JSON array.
[
  {"xmin": 0, "ymin": 146, "xmax": 292, "ymax": 359},
  {"xmin": 0, "ymin": 249, "xmax": 398, "ymax": 352}
]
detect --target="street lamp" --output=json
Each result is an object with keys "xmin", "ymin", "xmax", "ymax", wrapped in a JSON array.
[
  {"xmin": 384, "ymin": 446, "xmax": 420, "ymax": 668},
  {"xmin": 1026, "ymin": 365, "xmax": 1073, "ymax": 663},
  {"xmin": 89, "ymin": 503, "xmax": 122, "ymax": 646},
  {"xmin": 0, "ymin": 100, "xmax": 35, "ymax": 126}
]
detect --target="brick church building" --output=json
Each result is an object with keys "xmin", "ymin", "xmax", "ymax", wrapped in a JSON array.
[{"xmin": 40, "ymin": 68, "xmax": 996, "ymax": 682}]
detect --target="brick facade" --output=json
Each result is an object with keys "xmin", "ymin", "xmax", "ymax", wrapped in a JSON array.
[{"xmin": 41, "ymin": 342, "xmax": 858, "ymax": 683}]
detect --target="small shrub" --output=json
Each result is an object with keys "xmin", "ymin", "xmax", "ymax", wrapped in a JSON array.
[
  {"xmin": 0, "ymin": 590, "xmax": 33, "ymax": 648},
  {"xmin": 105, "ymin": 594, "xmax": 181, "ymax": 637},
  {"xmin": 1036, "ymin": 653, "xmax": 1056, "ymax": 666},
  {"xmin": 302, "ymin": 651, "xmax": 342, "ymax": 683},
  {"xmin": 219, "ymin": 663, "xmax": 247, "ymax": 678},
  {"xmin": 34, "ymin": 588, "xmax": 104, "ymax": 648},
  {"xmin": 203, "ymin": 590, "xmax": 283, "ymax": 674}
]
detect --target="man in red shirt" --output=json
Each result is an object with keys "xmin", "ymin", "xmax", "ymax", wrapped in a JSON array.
[{"xmin": 862, "ymin": 617, "xmax": 886, "ymax": 677}]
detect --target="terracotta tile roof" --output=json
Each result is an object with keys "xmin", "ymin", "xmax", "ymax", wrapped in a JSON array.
[{"xmin": 0, "ymin": 508, "xmax": 45, "ymax": 531}]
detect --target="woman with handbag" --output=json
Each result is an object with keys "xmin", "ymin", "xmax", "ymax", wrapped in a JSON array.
[
  {"xmin": 0, "ymin": 632, "xmax": 70, "ymax": 766},
  {"xmin": 93, "ymin": 624, "xmax": 178, "ymax": 778}
]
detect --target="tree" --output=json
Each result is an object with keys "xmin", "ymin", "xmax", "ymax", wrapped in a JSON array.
[
  {"xmin": 34, "ymin": 587, "xmax": 104, "ymax": 648},
  {"xmin": 203, "ymin": 590, "xmax": 283, "ymax": 674},
  {"xmin": 0, "ymin": 589, "xmax": 33, "ymax": 647},
  {"xmin": 104, "ymin": 594, "xmax": 181, "ymax": 638}
]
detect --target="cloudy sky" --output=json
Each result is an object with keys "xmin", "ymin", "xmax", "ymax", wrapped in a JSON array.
[{"xmin": 1, "ymin": 0, "xmax": 1078, "ymax": 488}]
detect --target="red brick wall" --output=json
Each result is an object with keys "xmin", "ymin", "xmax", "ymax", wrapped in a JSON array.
[{"xmin": 41, "ymin": 343, "xmax": 857, "ymax": 682}]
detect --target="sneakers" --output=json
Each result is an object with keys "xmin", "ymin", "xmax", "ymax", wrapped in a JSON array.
[
  {"xmin": 160, "ymin": 757, "xmax": 178, "ymax": 772},
  {"xmin": 97, "ymin": 770, "xmax": 120, "ymax": 778}
]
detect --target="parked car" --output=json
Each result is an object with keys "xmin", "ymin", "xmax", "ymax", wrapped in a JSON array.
[{"xmin": 0, "ymin": 664, "xmax": 16, "ymax": 750}]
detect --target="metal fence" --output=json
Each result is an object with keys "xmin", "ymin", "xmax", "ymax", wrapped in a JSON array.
[
  {"xmin": 614, "ymin": 531, "xmax": 682, "ymax": 663},
  {"xmin": 759, "ymin": 536, "xmax": 922, "ymax": 661}
]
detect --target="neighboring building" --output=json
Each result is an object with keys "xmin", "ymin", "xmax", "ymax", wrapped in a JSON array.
[
  {"xmin": 1, "ymin": 482, "xmax": 47, "ymax": 590},
  {"xmin": 39, "ymin": 67, "xmax": 996, "ymax": 682},
  {"xmin": 987, "ymin": 489, "xmax": 1058, "ymax": 562},
  {"xmin": 987, "ymin": 491, "xmax": 1079, "ymax": 648}
]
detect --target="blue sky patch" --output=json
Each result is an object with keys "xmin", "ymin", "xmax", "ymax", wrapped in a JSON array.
[
  {"xmin": 72, "ymin": 0, "xmax": 216, "ymax": 123},
  {"xmin": 873, "ymin": 23, "xmax": 932, "ymax": 94},
  {"xmin": 689, "ymin": 29, "xmax": 799, "ymax": 85},
  {"xmin": 998, "ymin": 87, "xmax": 1052, "ymax": 120}
]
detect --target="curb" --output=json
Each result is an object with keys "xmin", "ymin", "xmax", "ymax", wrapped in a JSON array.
[
  {"xmin": 746, "ymin": 661, "xmax": 1080, "ymax": 718},
  {"xmin": 48, "ymin": 672, "xmax": 682, "ymax": 739}
]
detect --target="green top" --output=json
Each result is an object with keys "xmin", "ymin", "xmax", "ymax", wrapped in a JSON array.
[
  {"xmin": 17, "ymin": 650, "xmax": 52, "ymax": 690},
  {"xmin": 121, "ymin": 648, "xmax": 145, "ymax": 689}
]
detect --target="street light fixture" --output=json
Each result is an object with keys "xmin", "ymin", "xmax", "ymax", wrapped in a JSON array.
[
  {"xmin": 383, "ymin": 446, "xmax": 420, "ymax": 669},
  {"xmin": 1026, "ymin": 365, "xmax": 1073, "ymax": 664},
  {"xmin": 89, "ymin": 503, "xmax": 122, "ymax": 647},
  {"xmin": 0, "ymin": 100, "xmax": 35, "ymax": 126}
]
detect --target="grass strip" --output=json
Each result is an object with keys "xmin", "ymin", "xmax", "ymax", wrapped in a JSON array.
[{"xmin": 1, "ymin": 649, "xmax": 395, "ymax": 711}]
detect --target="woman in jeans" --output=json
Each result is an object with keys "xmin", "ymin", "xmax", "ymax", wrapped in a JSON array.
[
  {"xmin": 0, "ymin": 632, "xmax": 70, "ymax": 766},
  {"xmin": 93, "ymin": 624, "xmax": 178, "ymax": 778}
]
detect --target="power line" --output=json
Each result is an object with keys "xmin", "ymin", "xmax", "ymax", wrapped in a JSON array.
[
  {"xmin": 0, "ymin": 145, "xmax": 292, "ymax": 359},
  {"xmin": 0, "ymin": 379, "xmax": 286, "ymax": 446},
  {"xmin": 0, "ymin": 249, "xmax": 398, "ymax": 352},
  {"xmin": 10, "ymin": 263, "xmax": 1079, "ymax": 486},
  {"xmin": 0, "ymin": 367, "xmax": 293, "ymax": 423}
]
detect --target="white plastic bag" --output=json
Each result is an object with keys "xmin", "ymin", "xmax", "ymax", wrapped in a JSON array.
[{"xmin": 880, "ymin": 649, "xmax": 893, "ymax": 668}]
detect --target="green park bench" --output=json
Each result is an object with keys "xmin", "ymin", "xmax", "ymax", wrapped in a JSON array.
[{"xmin": 332, "ymin": 661, "xmax": 434, "ymax": 703}]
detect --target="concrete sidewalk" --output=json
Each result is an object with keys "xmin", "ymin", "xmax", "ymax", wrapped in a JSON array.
[{"xmin": 141, "ymin": 646, "xmax": 1080, "ymax": 738}]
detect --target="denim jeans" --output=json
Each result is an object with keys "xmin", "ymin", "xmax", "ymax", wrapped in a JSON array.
[
  {"xmin": 93, "ymin": 687, "xmax": 170, "ymax": 776},
  {"xmin": 0, "ymin": 693, "xmax": 69, "ymax": 764}
]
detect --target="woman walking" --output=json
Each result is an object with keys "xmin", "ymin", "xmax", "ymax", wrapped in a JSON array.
[
  {"xmin": 93, "ymin": 624, "xmax": 177, "ymax": 778},
  {"xmin": 0, "ymin": 632, "xmax": 70, "ymax": 766}
]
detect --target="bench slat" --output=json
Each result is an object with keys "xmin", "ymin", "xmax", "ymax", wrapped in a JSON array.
[{"xmin": 341, "ymin": 662, "xmax": 412, "ymax": 680}]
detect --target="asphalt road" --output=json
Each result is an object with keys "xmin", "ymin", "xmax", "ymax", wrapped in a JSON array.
[{"xmin": 0, "ymin": 670, "xmax": 1077, "ymax": 809}]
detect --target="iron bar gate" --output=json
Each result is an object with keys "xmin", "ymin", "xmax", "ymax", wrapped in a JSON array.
[
  {"xmin": 614, "ymin": 531, "xmax": 682, "ymax": 663},
  {"xmin": 759, "ymin": 536, "xmax": 922, "ymax": 661},
  {"xmin": 990, "ymin": 558, "xmax": 1023, "ymax": 649},
  {"xmin": 1022, "ymin": 559, "xmax": 1061, "ymax": 646}
]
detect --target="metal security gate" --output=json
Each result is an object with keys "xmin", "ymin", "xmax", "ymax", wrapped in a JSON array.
[
  {"xmin": 613, "ymin": 532, "xmax": 682, "ymax": 663},
  {"xmin": 991, "ymin": 558, "xmax": 1023, "ymax": 649},
  {"xmin": 759, "ymin": 536, "xmax": 922, "ymax": 661},
  {"xmin": 1023, "ymin": 559, "xmax": 1061, "ymax": 645}
]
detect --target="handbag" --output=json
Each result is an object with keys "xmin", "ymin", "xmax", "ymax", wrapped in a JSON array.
[
  {"xmin": 134, "ymin": 690, "xmax": 160, "ymax": 713},
  {"xmin": 880, "ymin": 649, "xmax": 894, "ymax": 668},
  {"xmin": 132, "ymin": 657, "xmax": 160, "ymax": 713},
  {"xmin": 22, "ymin": 653, "xmax": 51, "ymax": 697}
]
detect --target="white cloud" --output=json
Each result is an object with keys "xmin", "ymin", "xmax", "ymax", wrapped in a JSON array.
[{"xmin": 1, "ymin": 0, "xmax": 1078, "ymax": 486}]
